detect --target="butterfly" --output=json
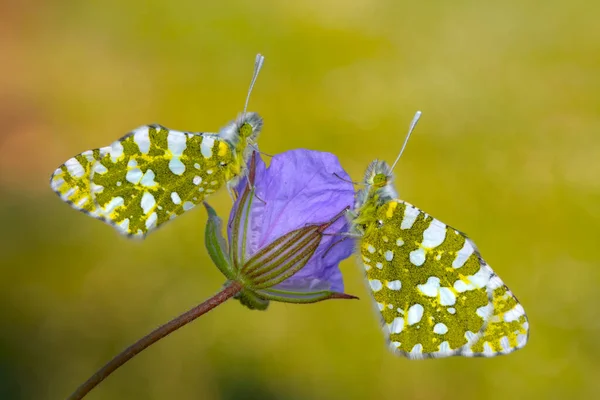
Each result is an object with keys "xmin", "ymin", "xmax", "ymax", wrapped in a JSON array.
[
  {"xmin": 348, "ymin": 112, "xmax": 529, "ymax": 358},
  {"xmin": 50, "ymin": 54, "xmax": 265, "ymax": 238}
]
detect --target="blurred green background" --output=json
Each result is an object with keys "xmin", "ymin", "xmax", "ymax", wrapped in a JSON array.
[{"xmin": 1, "ymin": 0, "xmax": 599, "ymax": 399}]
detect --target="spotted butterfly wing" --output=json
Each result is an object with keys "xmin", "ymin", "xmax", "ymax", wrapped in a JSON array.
[
  {"xmin": 350, "ymin": 113, "xmax": 529, "ymax": 358},
  {"xmin": 356, "ymin": 198, "xmax": 528, "ymax": 358},
  {"xmin": 50, "ymin": 54, "xmax": 265, "ymax": 238}
]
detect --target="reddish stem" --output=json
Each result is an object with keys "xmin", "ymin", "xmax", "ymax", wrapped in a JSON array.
[{"xmin": 67, "ymin": 280, "xmax": 243, "ymax": 400}]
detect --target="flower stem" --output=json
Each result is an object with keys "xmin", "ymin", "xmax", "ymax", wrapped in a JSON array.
[{"xmin": 67, "ymin": 280, "xmax": 243, "ymax": 400}]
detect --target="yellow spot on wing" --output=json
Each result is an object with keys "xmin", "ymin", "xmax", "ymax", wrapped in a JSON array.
[
  {"xmin": 386, "ymin": 202, "xmax": 397, "ymax": 218},
  {"xmin": 218, "ymin": 141, "xmax": 229, "ymax": 157}
]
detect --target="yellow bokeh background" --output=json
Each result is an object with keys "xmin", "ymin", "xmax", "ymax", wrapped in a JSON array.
[{"xmin": 1, "ymin": 1, "xmax": 598, "ymax": 399}]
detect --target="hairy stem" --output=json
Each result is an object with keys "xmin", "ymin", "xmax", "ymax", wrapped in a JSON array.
[{"xmin": 67, "ymin": 280, "xmax": 243, "ymax": 400}]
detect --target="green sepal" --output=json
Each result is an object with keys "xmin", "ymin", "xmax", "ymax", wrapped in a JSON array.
[
  {"xmin": 256, "ymin": 287, "xmax": 358, "ymax": 304},
  {"xmin": 203, "ymin": 202, "xmax": 235, "ymax": 280},
  {"xmin": 234, "ymin": 287, "xmax": 270, "ymax": 311},
  {"xmin": 242, "ymin": 225, "xmax": 322, "ymax": 289}
]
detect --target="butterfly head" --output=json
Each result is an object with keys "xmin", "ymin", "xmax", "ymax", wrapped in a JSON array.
[
  {"xmin": 365, "ymin": 160, "xmax": 392, "ymax": 189},
  {"xmin": 354, "ymin": 159, "xmax": 398, "ymax": 210},
  {"xmin": 354, "ymin": 111, "xmax": 422, "ymax": 211},
  {"xmin": 238, "ymin": 111, "xmax": 263, "ymax": 145},
  {"xmin": 219, "ymin": 53, "xmax": 265, "ymax": 170}
]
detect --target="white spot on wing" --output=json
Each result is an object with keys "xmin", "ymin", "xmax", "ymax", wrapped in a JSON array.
[
  {"xmin": 410, "ymin": 343, "xmax": 423, "ymax": 356},
  {"xmin": 417, "ymin": 277, "xmax": 440, "ymax": 297},
  {"xmin": 81, "ymin": 150, "xmax": 94, "ymax": 162},
  {"xmin": 384, "ymin": 250, "xmax": 394, "ymax": 261},
  {"xmin": 140, "ymin": 169, "xmax": 157, "ymax": 187},
  {"xmin": 369, "ymin": 279, "xmax": 383, "ymax": 292},
  {"xmin": 171, "ymin": 192, "xmax": 181, "ymax": 205},
  {"xmin": 422, "ymin": 220, "xmax": 447, "ymax": 248},
  {"xmin": 483, "ymin": 342, "xmax": 495, "ymax": 357},
  {"xmin": 433, "ymin": 323, "xmax": 448, "ymax": 335},
  {"xmin": 504, "ymin": 303, "xmax": 526, "ymax": 322},
  {"xmin": 500, "ymin": 336, "xmax": 511, "ymax": 352},
  {"xmin": 401, "ymin": 204, "xmax": 420, "ymax": 229},
  {"xmin": 62, "ymin": 188, "xmax": 76, "ymax": 199},
  {"xmin": 407, "ymin": 304, "xmax": 424, "ymax": 325},
  {"xmin": 409, "ymin": 248, "xmax": 426, "ymax": 266},
  {"xmin": 51, "ymin": 175, "xmax": 65, "ymax": 189},
  {"xmin": 65, "ymin": 158, "xmax": 85, "ymax": 178},
  {"xmin": 117, "ymin": 218, "xmax": 130, "ymax": 233},
  {"xmin": 439, "ymin": 288, "xmax": 456, "ymax": 306},
  {"xmin": 109, "ymin": 141, "xmax": 124, "ymax": 162},
  {"xmin": 201, "ymin": 136, "xmax": 215, "ymax": 158},
  {"xmin": 126, "ymin": 168, "xmax": 143, "ymax": 184},
  {"xmin": 390, "ymin": 317, "xmax": 405, "ymax": 333},
  {"xmin": 92, "ymin": 163, "xmax": 108, "ymax": 174},
  {"xmin": 454, "ymin": 280, "xmax": 474, "ymax": 292},
  {"xmin": 438, "ymin": 341, "xmax": 451, "ymax": 354},
  {"xmin": 453, "ymin": 239, "xmax": 474, "ymax": 268},
  {"xmin": 193, "ymin": 176, "xmax": 203, "ymax": 185},
  {"xmin": 145, "ymin": 212, "xmax": 158, "ymax": 229},
  {"xmin": 469, "ymin": 266, "xmax": 492, "ymax": 288},
  {"xmin": 140, "ymin": 192, "xmax": 156, "ymax": 214},
  {"xmin": 103, "ymin": 196, "xmax": 124, "ymax": 213},
  {"xmin": 488, "ymin": 275, "xmax": 504, "ymax": 290},
  {"xmin": 76, "ymin": 196, "xmax": 88, "ymax": 207},
  {"xmin": 169, "ymin": 158, "xmax": 185, "ymax": 175},
  {"xmin": 517, "ymin": 332, "xmax": 528, "ymax": 348},
  {"xmin": 183, "ymin": 201, "xmax": 194, "ymax": 211},
  {"xmin": 476, "ymin": 304, "xmax": 493, "ymax": 319},
  {"xmin": 366, "ymin": 244, "xmax": 376, "ymax": 254},
  {"xmin": 386, "ymin": 280, "xmax": 402, "ymax": 291},
  {"xmin": 167, "ymin": 131, "xmax": 187, "ymax": 156},
  {"xmin": 133, "ymin": 126, "xmax": 150, "ymax": 154}
]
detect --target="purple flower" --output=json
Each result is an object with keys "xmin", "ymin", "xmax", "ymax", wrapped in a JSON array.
[{"xmin": 204, "ymin": 149, "xmax": 356, "ymax": 309}]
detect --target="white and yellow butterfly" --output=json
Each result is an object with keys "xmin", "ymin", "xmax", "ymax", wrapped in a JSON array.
[
  {"xmin": 348, "ymin": 112, "xmax": 529, "ymax": 358},
  {"xmin": 50, "ymin": 54, "xmax": 265, "ymax": 238}
]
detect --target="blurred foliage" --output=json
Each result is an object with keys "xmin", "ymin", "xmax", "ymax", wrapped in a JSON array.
[{"xmin": 1, "ymin": 0, "xmax": 599, "ymax": 399}]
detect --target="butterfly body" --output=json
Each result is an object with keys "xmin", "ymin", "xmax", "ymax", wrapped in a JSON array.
[{"xmin": 350, "ymin": 158, "xmax": 529, "ymax": 359}]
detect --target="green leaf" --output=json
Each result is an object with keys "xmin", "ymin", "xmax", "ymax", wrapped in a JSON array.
[{"xmin": 203, "ymin": 202, "xmax": 235, "ymax": 280}]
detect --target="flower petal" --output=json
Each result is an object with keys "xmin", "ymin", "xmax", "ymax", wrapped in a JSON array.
[{"xmin": 229, "ymin": 149, "xmax": 354, "ymax": 292}]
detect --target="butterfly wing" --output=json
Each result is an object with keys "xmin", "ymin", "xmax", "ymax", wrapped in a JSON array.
[
  {"xmin": 50, "ymin": 124, "xmax": 235, "ymax": 238},
  {"xmin": 359, "ymin": 200, "xmax": 529, "ymax": 358}
]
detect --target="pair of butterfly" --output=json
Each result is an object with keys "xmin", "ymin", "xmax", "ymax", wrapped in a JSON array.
[{"xmin": 50, "ymin": 54, "xmax": 529, "ymax": 359}]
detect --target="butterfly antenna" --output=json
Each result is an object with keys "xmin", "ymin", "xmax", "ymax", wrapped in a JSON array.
[
  {"xmin": 333, "ymin": 172, "xmax": 361, "ymax": 185},
  {"xmin": 250, "ymin": 144, "xmax": 274, "ymax": 158},
  {"xmin": 388, "ymin": 111, "xmax": 422, "ymax": 174},
  {"xmin": 243, "ymin": 53, "xmax": 265, "ymax": 118}
]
